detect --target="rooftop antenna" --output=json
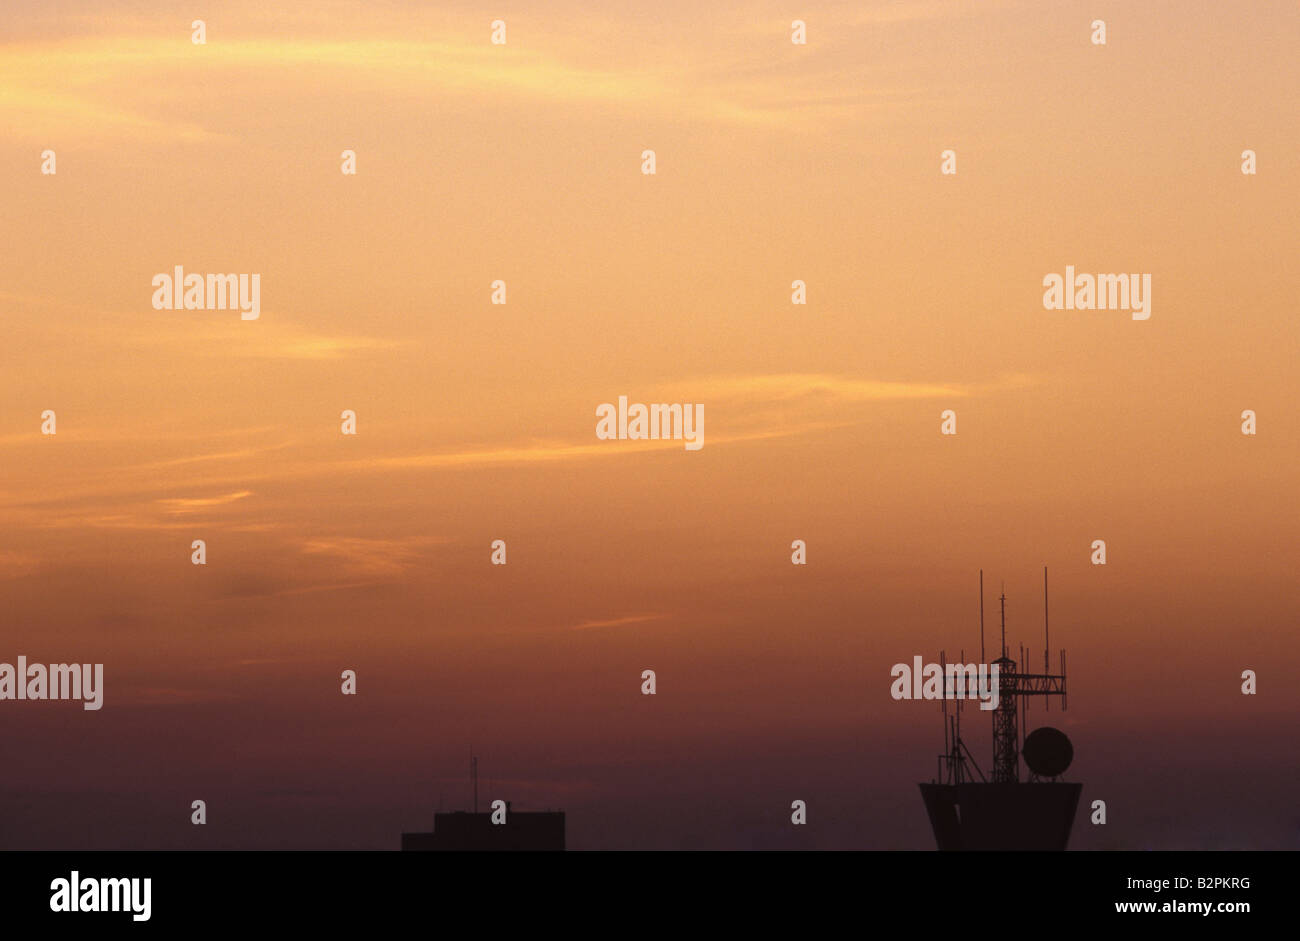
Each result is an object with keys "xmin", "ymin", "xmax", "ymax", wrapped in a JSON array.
[
  {"xmin": 955, "ymin": 648, "xmax": 964, "ymax": 776},
  {"xmin": 941, "ymin": 649, "xmax": 948, "ymax": 758},
  {"xmin": 1043, "ymin": 566, "xmax": 1050, "ymax": 673},
  {"xmin": 931, "ymin": 569, "xmax": 1071, "ymax": 793},
  {"xmin": 999, "ymin": 585, "xmax": 1007, "ymax": 658}
]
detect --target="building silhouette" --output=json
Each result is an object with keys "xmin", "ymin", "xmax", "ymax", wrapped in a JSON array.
[
  {"xmin": 919, "ymin": 570, "xmax": 1082, "ymax": 850},
  {"xmin": 401, "ymin": 803, "xmax": 565, "ymax": 851}
]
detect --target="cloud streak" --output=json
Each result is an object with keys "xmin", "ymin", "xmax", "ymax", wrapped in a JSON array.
[
  {"xmin": 0, "ymin": 25, "xmax": 926, "ymax": 144},
  {"xmin": 157, "ymin": 490, "xmax": 254, "ymax": 514},
  {"xmin": 568, "ymin": 614, "xmax": 666, "ymax": 631}
]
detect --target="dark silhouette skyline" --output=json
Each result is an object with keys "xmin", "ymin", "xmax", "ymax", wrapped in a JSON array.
[{"xmin": 402, "ymin": 805, "xmax": 565, "ymax": 851}]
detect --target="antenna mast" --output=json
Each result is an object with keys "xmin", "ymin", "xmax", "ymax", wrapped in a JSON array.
[
  {"xmin": 999, "ymin": 586, "xmax": 1007, "ymax": 658},
  {"xmin": 1043, "ymin": 566, "xmax": 1050, "ymax": 672}
]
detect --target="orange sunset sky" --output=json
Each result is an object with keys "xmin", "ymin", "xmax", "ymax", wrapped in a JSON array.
[{"xmin": 1, "ymin": 0, "xmax": 1297, "ymax": 849}]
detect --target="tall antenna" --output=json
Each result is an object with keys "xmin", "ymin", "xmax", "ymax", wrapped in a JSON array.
[
  {"xmin": 955, "ymin": 648, "xmax": 963, "ymax": 761},
  {"xmin": 999, "ymin": 586, "xmax": 1007, "ymax": 658},
  {"xmin": 979, "ymin": 570, "xmax": 985, "ymax": 663},
  {"xmin": 1043, "ymin": 566, "xmax": 1050, "ymax": 672},
  {"xmin": 958, "ymin": 647, "xmax": 965, "ymax": 719},
  {"xmin": 941, "ymin": 649, "xmax": 948, "ymax": 757}
]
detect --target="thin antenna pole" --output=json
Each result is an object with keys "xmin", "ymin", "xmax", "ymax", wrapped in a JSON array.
[
  {"xmin": 1043, "ymin": 566, "xmax": 1050, "ymax": 672},
  {"xmin": 941, "ymin": 649, "xmax": 948, "ymax": 758},
  {"xmin": 979, "ymin": 570, "xmax": 985, "ymax": 663},
  {"xmin": 954, "ymin": 717, "xmax": 962, "ymax": 784},
  {"xmin": 952, "ymin": 648, "xmax": 962, "ymax": 783},
  {"xmin": 999, "ymin": 587, "xmax": 1007, "ymax": 659},
  {"xmin": 957, "ymin": 648, "xmax": 964, "ymax": 740},
  {"xmin": 1020, "ymin": 683, "xmax": 1027, "ymax": 766}
]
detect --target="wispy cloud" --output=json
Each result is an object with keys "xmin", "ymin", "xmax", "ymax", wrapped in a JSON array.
[
  {"xmin": 157, "ymin": 490, "xmax": 254, "ymax": 514},
  {"xmin": 0, "ymin": 24, "xmax": 924, "ymax": 144},
  {"xmin": 0, "ymin": 294, "xmax": 399, "ymax": 364},
  {"xmin": 692, "ymin": 372, "xmax": 1035, "ymax": 404},
  {"xmin": 298, "ymin": 536, "xmax": 442, "ymax": 578},
  {"xmin": 568, "ymin": 614, "xmax": 666, "ymax": 631},
  {"xmin": 339, "ymin": 424, "xmax": 839, "ymax": 473},
  {"xmin": 849, "ymin": 0, "xmax": 1014, "ymax": 26},
  {"xmin": 122, "ymin": 322, "xmax": 402, "ymax": 362},
  {"xmin": 0, "ymin": 371, "xmax": 1037, "ymax": 521}
]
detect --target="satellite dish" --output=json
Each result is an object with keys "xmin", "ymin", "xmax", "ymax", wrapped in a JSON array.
[{"xmin": 1023, "ymin": 727, "xmax": 1073, "ymax": 778}]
